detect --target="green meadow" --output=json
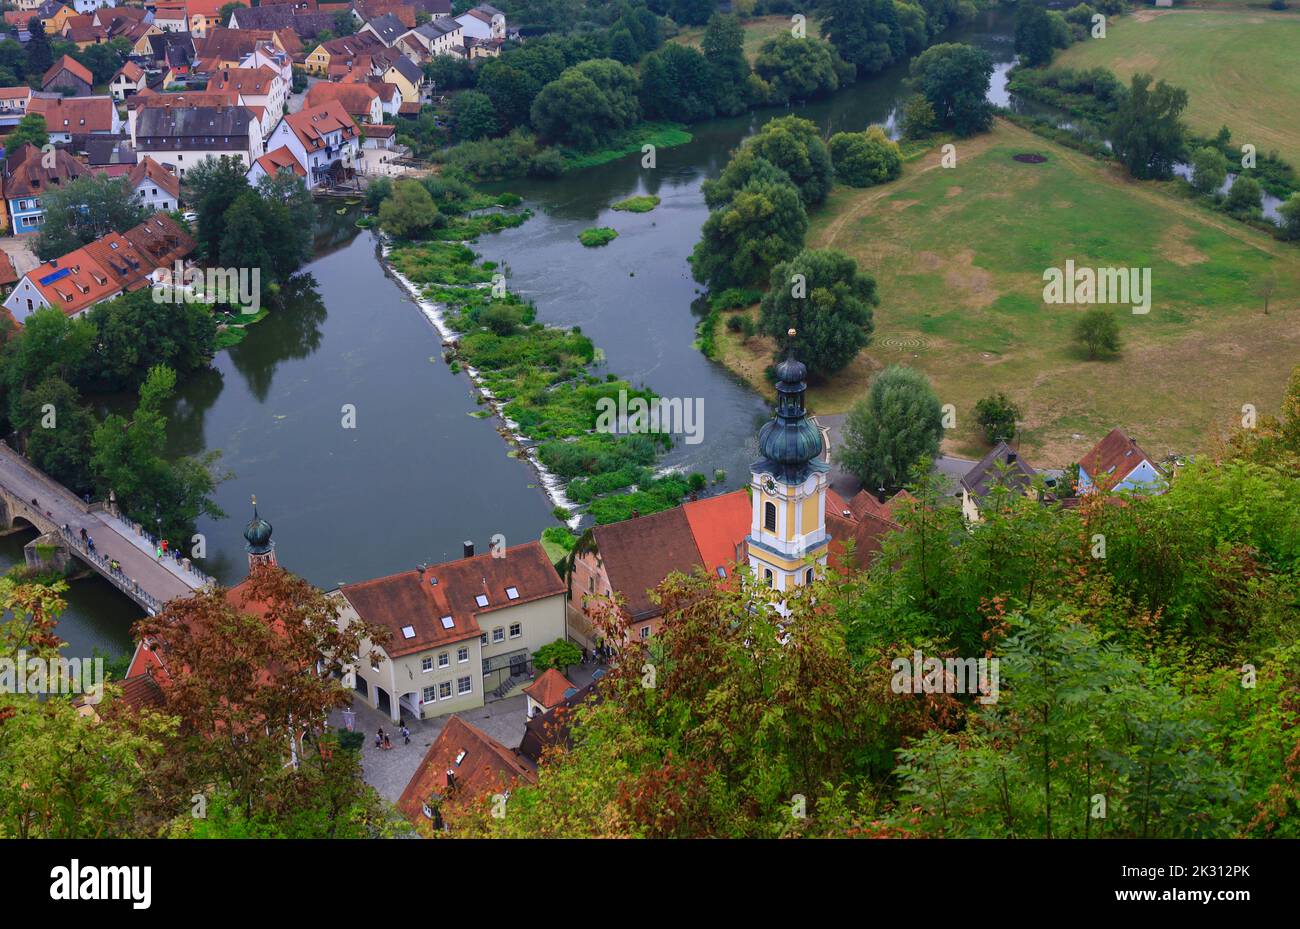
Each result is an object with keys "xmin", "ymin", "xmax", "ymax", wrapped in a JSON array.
[{"xmin": 718, "ymin": 121, "xmax": 1300, "ymax": 463}]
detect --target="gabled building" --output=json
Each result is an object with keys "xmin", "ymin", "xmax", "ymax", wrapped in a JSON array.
[
  {"xmin": 258, "ymin": 98, "xmax": 359, "ymax": 189},
  {"xmin": 28, "ymin": 94, "xmax": 122, "ymax": 142},
  {"xmin": 0, "ymin": 86, "xmax": 32, "ymax": 127},
  {"xmin": 68, "ymin": 0, "xmax": 116, "ymax": 13},
  {"xmin": 305, "ymin": 80, "xmax": 381, "ymax": 124},
  {"xmin": 134, "ymin": 102, "xmax": 264, "ymax": 177},
  {"xmin": 1077, "ymin": 427, "xmax": 1167, "ymax": 495},
  {"xmin": 147, "ymin": 31, "xmax": 197, "ymax": 76},
  {"xmin": 335, "ymin": 540, "xmax": 567, "ymax": 724},
  {"xmin": 359, "ymin": 11, "xmax": 406, "ymax": 46},
  {"xmin": 959, "ymin": 442, "xmax": 1038, "ymax": 522},
  {"xmin": 522, "ymin": 667, "xmax": 575, "ymax": 719},
  {"xmin": 128, "ymin": 156, "xmax": 181, "ymax": 212},
  {"xmin": 245, "ymin": 144, "xmax": 306, "ymax": 185},
  {"xmin": 109, "ymin": 60, "xmax": 147, "ymax": 101},
  {"xmin": 397, "ymin": 17, "xmax": 463, "ymax": 59},
  {"xmin": 1, "ymin": 142, "xmax": 88, "ymax": 235},
  {"xmin": 36, "ymin": 0, "xmax": 74, "ymax": 34},
  {"xmin": 303, "ymin": 31, "xmax": 384, "ymax": 75},
  {"xmin": 152, "ymin": 1, "xmax": 189, "ymax": 32},
  {"xmin": 227, "ymin": 5, "xmax": 335, "ymax": 40},
  {"xmin": 454, "ymin": 4, "xmax": 504, "ymax": 42},
  {"xmin": 188, "ymin": 0, "xmax": 247, "ymax": 37},
  {"xmin": 208, "ymin": 66, "xmax": 287, "ymax": 136},
  {"xmin": 396, "ymin": 715, "xmax": 536, "ymax": 829},
  {"xmin": 42, "ymin": 54, "xmax": 95, "ymax": 95}
]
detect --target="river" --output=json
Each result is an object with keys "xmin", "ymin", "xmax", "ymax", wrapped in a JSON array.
[{"xmin": 39, "ymin": 10, "xmax": 1038, "ymax": 659}]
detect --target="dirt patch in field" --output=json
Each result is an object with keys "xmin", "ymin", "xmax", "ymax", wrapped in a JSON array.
[
  {"xmin": 915, "ymin": 250, "xmax": 944, "ymax": 271},
  {"xmin": 945, "ymin": 186, "xmax": 963, "ymax": 198},
  {"xmin": 1158, "ymin": 223, "xmax": 1211, "ymax": 266},
  {"xmin": 887, "ymin": 198, "xmax": 921, "ymax": 213},
  {"xmin": 944, "ymin": 249, "xmax": 997, "ymax": 308}
]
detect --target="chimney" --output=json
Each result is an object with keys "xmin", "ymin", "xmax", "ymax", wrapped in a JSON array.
[
  {"xmin": 1007, "ymin": 452, "xmax": 1018, "ymax": 464},
  {"xmin": 877, "ymin": 486, "xmax": 887, "ymax": 505},
  {"xmin": 445, "ymin": 768, "xmax": 456, "ymax": 789},
  {"xmin": 462, "ymin": 540, "xmax": 474, "ymax": 559}
]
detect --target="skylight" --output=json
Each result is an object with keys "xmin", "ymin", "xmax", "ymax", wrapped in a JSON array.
[
  {"xmin": 475, "ymin": 594, "xmax": 489, "ymax": 607},
  {"xmin": 439, "ymin": 616, "xmax": 454, "ymax": 630},
  {"xmin": 400, "ymin": 625, "xmax": 415, "ymax": 639},
  {"xmin": 505, "ymin": 586, "xmax": 519, "ymax": 600}
]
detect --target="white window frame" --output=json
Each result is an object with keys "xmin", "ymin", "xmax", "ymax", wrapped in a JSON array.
[
  {"xmin": 509, "ymin": 622, "xmax": 521, "ymax": 639},
  {"xmin": 421, "ymin": 656, "xmax": 433, "ymax": 672},
  {"xmin": 457, "ymin": 676, "xmax": 472, "ymax": 696},
  {"xmin": 492, "ymin": 627, "xmax": 504, "ymax": 643},
  {"xmin": 457, "ymin": 647, "xmax": 468, "ymax": 663}
]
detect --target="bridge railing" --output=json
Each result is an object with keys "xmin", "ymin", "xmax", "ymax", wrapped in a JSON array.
[
  {"xmin": 94, "ymin": 510, "xmax": 216, "ymax": 589},
  {"xmin": 59, "ymin": 527, "xmax": 164, "ymax": 615}
]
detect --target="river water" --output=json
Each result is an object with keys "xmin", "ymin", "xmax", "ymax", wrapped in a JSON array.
[{"xmin": 35, "ymin": 11, "xmax": 1038, "ymax": 658}]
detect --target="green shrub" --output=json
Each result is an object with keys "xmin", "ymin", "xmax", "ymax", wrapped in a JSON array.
[{"xmin": 579, "ymin": 227, "xmax": 618, "ymax": 247}]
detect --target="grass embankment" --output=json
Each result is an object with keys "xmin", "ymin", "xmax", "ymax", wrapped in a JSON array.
[
  {"xmin": 387, "ymin": 207, "xmax": 703, "ymax": 524},
  {"xmin": 673, "ymin": 14, "xmax": 822, "ymax": 63},
  {"xmin": 559, "ymin": 121, "xmax": 693, "ymax": 171},
  {"xmin": 716, "ymin": 119, "xmax": 1300, "ymax": 464},
  {"xmin": 1053, "ymin": 8, "xmax": 1300, "ymax": 166}
]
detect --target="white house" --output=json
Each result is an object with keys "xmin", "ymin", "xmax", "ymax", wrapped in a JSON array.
[
  {"xmin": 239, "ymin": 44, "xmax": 293, "ymax": 89},
  {"xmin": 70, "ymin": 0, "xmax": 117, "ymax": 13},
  {"xmin": 397, "ymin": 18, "xmax": 464, "ymax": 58},
  {"xmin": 135, "ymin": 103, "xmax": 264, "ymax": 178},
  {"xmin": 208, "ymin": 66, "xmax": 287, "ymax": 138},
  {"xmin": 128, "ymin": 156, "xmax": 182, "ymax": 212},
  {"xmin": 258, "ymin": 99, "xmax": 360, "ymax": 190},
  {"xmin": 109, "ymin": 61, "xmax": 147, "ymax": 102},
  {"xmin": 455, "ymin": 4, "xmax": 505, "ymax": 42},
  {"xmin": 27, "ymin": 96, "xmax": 122, "ymax": 144}
]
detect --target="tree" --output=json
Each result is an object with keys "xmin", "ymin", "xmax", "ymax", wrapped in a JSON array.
[
  {"xmin": 219, "ymin": 190, "xmax": 270, "ymax": 279},
  {"xmin": 909, "ymin": 43, "xmax": 994, "ymax": 136},
  {"xmin": 821, "ymin": 0, "xmax": 901, "ymax": 76},
  {"xmin": 13, "ymin": 377, "xmax": 95, "ymax": 492},
  {"xmin": 701, "ymin": 13, "xmax": 752, "ymax": 117},
  {"xmin": 8, "ymin": 113, "xmax": 48, "ymax": 151},
  {"xmin": 185, "ymin": 155, "xmax": 252, "ymax": 262},
  {"xmin": 1109, "ymin": 73, "xmax": 1188, "ymax": 180},
  {"xmin": 639, "ymin": 44, "xmax": 716, "ymax": 123},
  {"xmin": 533, "ymin": 637, "xmax": 583, "ymax": 674},
  {"xmin": 379, "ymin": 179, "xmax": 439, "ymax": 239},
  {"xmin": 900, "ymin": 94, "xmax": 938, "ymax": 139},
  {"xmin": 90, "ymin": 365, "xmax": 226, "ymax": 544},
  {"xmin": 25, "ymin": 18, "xmax": 52, "ymax": 78},
  {"xmin": 1224, "ymin": 175, "xmax": 1262, "ymax": 217},
  {"xmin": 81, "ymin": 289, "xmax": 218, "ymax": 392},
  {"xmin": 828, "ymin": 126, "xmax": 902, "ymax": 187},
  {"xmin": 702, "ymin": 149, "xmax": 795, "ymax": 210},
  {"xmin": 1072, "ymin": 306, "xmax": 1120, "ymax": 359},
  {"xmin": 758, "ymin": 249, "xmax": 877, "ymax": 375},
  {"xmin": 1189, "ymin": 145, "xmax": 1228, "ymax": 195},
  {"xmin": 530, "ymin": 59, "xmax": 639, "ymax": 149},
  {"xmin": 670, "ymin": 0, "xmax": 716, "ymax": 25},
  {"xmin": 754, "ymin": 35, "xmax": 845, "ymax": 106},
  {"xmin": 475, "ymin": 60, "xmax": 538, "ymax": 130},
  {"xmin": 1279, "ymin": 192, "xmax": 1300, "ymax": 241},
  {"xmin": 743, "ymin": 115, "xmax": 835, "ymax": 207},
  {"xmin": 1014, "ymin": 3, "xmax": 1058, "ymax": 68},
  {"xmin": 332, "ymin": 10, "xmax": 357, "ymax": 36},
  {"xmin": 450, "ymin": 89, "xmax": 498, "ymax": 141},
  {"xmin": 35, "ymin": 174, "xmax": 149, "ymax": 261},
  {"xmin": 973, "ymin": 392, "xmax": 1021, "ymax": 445},
  {"xmin": 134, "ymin": 565, "xmax": 391, "ymax": 834},
  {"xmin": 0, "ymin": 307, "xmax": 95, "ymax": 412},
  {"xmin": 254, "ymin": 169, "xmax": 316, "ymax": 279},
  {"xmin": 75, "ymin": 38, "xmax": 129, "ymax": 85},
  {"xmin": 840, "ymin": 364, "xmax": 943, "ymax": 492},
  {"xmin": 689, "ymin": 179, "xmax": 808, "ymax": 290},
  {"xmin": 219, "ymin": 1, "xmax": 244, "ymax": 26}
]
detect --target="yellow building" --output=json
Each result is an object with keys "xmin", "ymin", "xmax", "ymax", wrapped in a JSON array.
[
  {"xmin": 746, "ymin": 330, "xmax": 831, "ymax": 595},
  {"xmin": 41, "ymin": 3, "xmax": 75, "ymax": 35}
]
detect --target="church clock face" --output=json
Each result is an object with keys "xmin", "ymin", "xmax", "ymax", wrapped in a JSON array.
[{"xmin": 762, "ymin": 475, "xmax": 777, "ymax": 495}]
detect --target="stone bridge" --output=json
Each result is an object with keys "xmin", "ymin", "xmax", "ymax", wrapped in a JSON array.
[{"xmin": 0, "ymin": 442, "xmax": 213, "ymax": 614}]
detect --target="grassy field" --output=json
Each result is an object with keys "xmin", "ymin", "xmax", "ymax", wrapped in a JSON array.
[
  {"xmin": 1053, "ymin": 8, "xmax": 1300, "ymax": 165},
  {"xmin": 672, "ymin": 14, "xmax": 821, "ymax": 63},
  {"xmin": 717, "ymin": 120, "xmax": 1300, "ymax": 464}
]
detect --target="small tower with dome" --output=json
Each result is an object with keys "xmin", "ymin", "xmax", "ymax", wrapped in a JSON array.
[{"xmin": 244, "ymin": 495, "xmax": 276, "ymax": 570}]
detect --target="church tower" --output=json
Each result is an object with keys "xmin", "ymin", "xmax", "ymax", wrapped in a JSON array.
[
  {"xmin": 746, "ymin": 330, "xmax": 829, "ymax": 591},
  {"xmin": 244, "ymin": 495, "xmax": 276, "ymax": 570}
]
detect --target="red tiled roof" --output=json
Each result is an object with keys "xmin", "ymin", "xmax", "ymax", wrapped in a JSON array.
[
  {"xmin": 113, "ymin": 60, "xmax": 146, "ymax": 83},
  {"xmin": 115, "ymin": 672, "xmax": 167, "ymax": 712},
  {"xmin": 127, "ymin": 155, "xmax": 180, "ymax": 200},
  {"xmin": 589, "ymin": 507, "xmax": 703, "ymax": 621},
  {"xmin": 120, "ymin": 213, "xmax": 197, "ymax": 270},
  {"xmin": 43, "ymin": 54, "xmax": 93, "ymax": 89},
  {"xmin": 251, "ymin": 144, "xmax": 306, "ymax": 178},
  {"xmin": 681, "ymin": 490, "xmax": 750, "ymax": 577},
  {"xmin": 396, "ymin": 715, "xmax": 536, "ymax": 824},
  {"xmin": 340, "ymin": 541, "xmax": 564, "ymax": 659},
  {"xmin": 305, "ymin": 81, "xmax": 378, "ymax": 118},
  {"xmin": 281, "ymin": 99, "xmax": 360, "ymax": 150},
  {"xmin": 207, "ymin": 65, "xmax": 279, "ymax": 96},
  {"xmin": 522, "ymin": 668, "xmax": 573, "ymax": 710},
  {"xmin": 25, "ymin": 245, "xmax": 122, "ymax": 317},
  {"xmin": 0, "ymin": 250, "xmax": 17, "ymax": 288},
  {"xmin": 28, "ymin": 95, "xmax": 116, "ymax": 133},
  {"xmin": 1078, "ymin": 427, "xmax": 1163, "ymax": 489}
]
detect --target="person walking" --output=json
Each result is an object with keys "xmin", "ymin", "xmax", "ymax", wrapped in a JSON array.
[
  {"xmin": 375, "ymin": 727, "xmax": 385, "ymax": 748},
  {"xmin": 400, "ymin": 724, "xmax": 410, "ymax": 745}
]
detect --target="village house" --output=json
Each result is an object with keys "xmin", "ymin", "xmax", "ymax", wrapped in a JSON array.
[
  {"xmin": 1077, "ymin": 427, "xmax": 1167, "ymax": 494},
  {"xmin": 959, "ymin": 442, "xmax": 1040, "ymax": 522},
  {"xmin": 373, "ymin": 53, "xmax": 421, "ymax": 103},
  {"xmin": 128, "ymin": 156, "xmax": 182, "ymax": 212},
  {"xmin": 84, "ymin": 136, "xmax": 138, "ymax": 176},
  {"xmin": 359, "ymin": 11, "xmax": 406, "ymax": 46},
  {"xmin": 397, "ymin": 17, "xmax": 463, "ymax": 58},
  {"xmin": 0, "ymin": 86, "xmax": 32, "ymax": 128},
  {"xmin": 189, "ymin": 0, "xmax": 247, "ymax": 37},
  {"xmin": 152, "ymin": 1, "xmax": 189, "ymax": 32},
  {"xmin": 239, "ymin": 43, "xmax": 294, "ymax": 88},
  {"xmin": 42, "ymin": 55, "xmax": 95, "ymax": 96},
  {"xmin": 258, "ymin": 99, "xmax": 360, "ymax": 189},
  {"xmin": 29, "ymin": 94, "xmax": 122, "ymax": 143},
  {"xmin": 3, "ymin": 213, "xmax": 196, "ymax": 322},
  {"xmin": 0, "ymin": 143, "xmax": 87, "ymax": 235},
  {"xmin": 147, "ymin": 31, "xmax": 197, "ymax": 78},
  {"xmin": 134, "ymin": 102, "xmax": 264, "ymax": 177},
  {"xmin": 109, "ymin": 60, "xmax": 147, "ymax": 101},
  {"xmin": 37, "ymin": 0, "xmax": 74, "ymax": 34},
  {"xmin": 454, "ymin": 4, "xmax": 505, "ymax": 42},
  {"xmin": 208, "ymin": 66, "xmax": 288, "ymax": 136},
  {"xmin": 304, "ymin": 31, "xmax": 385, "ymax": 75},
  {"xmin": 335, "ymin": 540, "xmax": 567, "ymax": 725},
  {"xmin": 522, "ymin": 667, "xmax": 575, "ymax": 719},
  {"xmin": 396, "ymin": 715, "xmax": 536, "ymax": 830},
  {"xmin": 245, "ymin": 144, "xmax": 306, "ymax": 185},
  {"xmin": 127, "ymin": 90, "xmax": 240, "ymax": 144},
  {"xmin": 227, "ymin": 4, "xmax": 336, "ymax": 41},
  {"xmin": 61, "ymin": 14, "xmax": 108, "ymax": 49},
  {"xmin": 68, "ymin": 0, "xmax": 115, "ymax": 13},
  {"xmin": 305, "ymin": 81, "xmax": 382, "ymax": 124}
]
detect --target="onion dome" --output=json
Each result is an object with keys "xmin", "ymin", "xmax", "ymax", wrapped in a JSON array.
[
  {"xmin": 244, "ymin": 495, "xmax": 274, "ymax": 555},
  {"xmin": 754, "ymin": 330, "xmax": 828, "ymax": 483}
]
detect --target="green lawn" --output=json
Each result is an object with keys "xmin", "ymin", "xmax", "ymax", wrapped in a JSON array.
[
  {"xmin": 718, "ymin": 121, "xmax": 1300, "ymax": 464},
  {"xmin": 1053, "ymin": 8, "xmax": 1300, "ymax": 165},
  {"xmin": 673, "ymin": 14, "xmax": 822, "ymax": 63}
]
